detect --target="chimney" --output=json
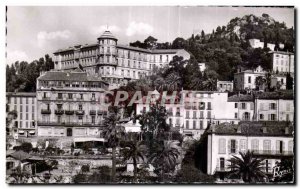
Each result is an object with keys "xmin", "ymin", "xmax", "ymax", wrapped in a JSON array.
[
  {"xmin": 285, "ymin": 126, "xmax": 289, "ymax": 134},
  {"xmin": 237, "ymin": 125, "xmax": 242, "ymax": 133},
  {"xmin": 262, "ymin": 126, "xmax": 267, "ymax": 134}
]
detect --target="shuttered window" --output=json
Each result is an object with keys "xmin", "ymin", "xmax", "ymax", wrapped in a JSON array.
[
  {"xmin": 251, "ymin": 139, "xmax": 259, "ymax": 152},
  {"xmin": 240, "ymin": 139, "xmax": 247, "ymax": 153},
  {"xmin": 219, "ymin": 138, "xmax": 226, "ymax": 154}
]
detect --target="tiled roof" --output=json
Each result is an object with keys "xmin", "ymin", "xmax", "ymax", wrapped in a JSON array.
[
  {"xmin": 117, "ymin": 44, "xmax": 151, "ymax": 53},
  {"xmin": 7, "ymin": 150, "xmax": 31, "ymax": 161},
  {"xmin": 228, "ymin": 94, "xmax": 253, "ymax": 102},
  {"xmin": 38, "ymin": 70, "xmax": 106, "ymax": 83},
  {"xmin": 6, "ymin": 92, "xmax": 36, "ymax": 97},
  {"xmin": 209, "ymin": 121, "xmax": 294, "ymax": 137},
  {"xmin": 254, "ymin": 91, "xmax": 294, "ymax": 100},
  {"xmin": 269, "ymin": 51, "xmax": 294, "ymax": 55},
  {"xmin": 151, "ymin": 49, "xmax": 182, "ymax": 54}
]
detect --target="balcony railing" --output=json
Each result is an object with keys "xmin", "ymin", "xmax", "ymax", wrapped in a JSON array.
[
  {"xmin": 65, "ymin": 110, "xmax": 75, "ymax": 115},
  {"xmin": 90, "ymin": 110, "xmax": 96, "ymax": 115},
  {"xmin": 42, "ymin": 97, "xmax": 50, "ymax": 100},
  {"xmin": 252, "ymin": 150, "xmax": 293, "ymax": 156},
  {"xmin": 215, "ymin": 167, "xmax": 231, "ymax": 172},
  {"xmin": 37, "ymin": 121, "xmax": 104, "ymax": 127},
  {"xmin": 55, "ymin": 109, "xmax": 64, "ymax": 115},
  {"xmin": 41, "ymin": 109, "xmax": 51, "ymax": 114},
  {"xmin": 75, "ymin": 110, "xmax": 85, "ymax": 115}
]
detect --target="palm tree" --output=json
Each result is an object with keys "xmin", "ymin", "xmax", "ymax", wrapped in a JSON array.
[
  {"xmin": 227, "ymin": 151, "xmax": 266, "ymax": 183},
  {"xmin": 121, "ymin": 140, "xmax": 147, "ymax": 182},
  {"xmin": 103, "ymin": 108, "xmax": 125, "ymax": 182},
  {"xmin": 255, "ymin": 76, "xmax": 266, "ymax": 91},
  {"xmin": 149, "ymin": 141, "xmax": 181, "ymax": 181},
  {"xmin": 164, "ymin": 72, "xmax": 182, "ymax": 91}
]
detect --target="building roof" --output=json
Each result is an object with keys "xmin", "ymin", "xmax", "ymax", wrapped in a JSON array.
[
  {"xmin": 228, "ymin": 94, "xmax": 253, "ymax": 102},
  {"xmin": 254, "ymin": 91, "xmax": 294, "ymax": 100},
  {"xmin": 151, "ymin": 49, "xmax": 182, "ymax": 54},
  {"xmin": 209, "ymin": 121, "xmax": 294, "ymax": 137},
  {"xmin": 97, "ymin": 30, "xmax": 118, "ymax": 40},
  {"xmin": 269, "ymin": 51, "xmax": 294, "ymax": 55},
  {"xmin": 6, "ymin": 92, "xmax": 36, "ymax": 97},
  {"xmin": 7, "ymin": 150, "xmax": 31, "ymax": 161},
  {"xmin": 117, "ymin": 44, "xmax": 151, "ymax": 53},
  {"xmin": 38, "ymin": 70, "xmax": 106, "ymax": 83}
]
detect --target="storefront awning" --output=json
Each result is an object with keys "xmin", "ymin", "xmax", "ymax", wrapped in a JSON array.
[{"xmin": 73, "ymin": 138, "xmax": 106, "ymax": 143}]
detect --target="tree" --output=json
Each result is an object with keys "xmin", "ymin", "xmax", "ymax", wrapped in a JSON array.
[
  {"xmin": 88, "ymin": 166, "xmax": 112, "ymax": 183},
  {"xmin": 103, "ymin": 107, "xmax": 125, "ymax": 182},
  {"xmin": 286, "ymin": 73, "xmax": 294, "ymax": 90},
  {"xmin": 227, "ymin": 151, "xmax": 266, "ymax": 183},
  {"xmin": 81, "ymin": 165, "xmax": 90, "ymax": 173},
  {"xmin": 149, "ymin": 141, "xmax": 181, "ymax": 182},
  {"xmin": 121, "ymin": 140, "xmax": 147, "ymax": 182},
  {"xmin": 174, "ymin": 165, "xmax": 214, "ymax": 183},
  {"xmin": 202, "ymin": 70, "xmax": 218, "ymax": 91},
  {"xmin": 144, "ymin": 36, "xmax": 157, "ymax": 49},
  {"xmin": 255, "ymin": 76, "xmax": 266, "ymax": 91}
]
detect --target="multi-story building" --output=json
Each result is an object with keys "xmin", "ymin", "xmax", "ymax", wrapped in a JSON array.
[
  {"xmin": 234, "ymin": 66, "xmax": 266, "ymax": 91},
  {"xmin": 136, "ymin": 90, "xmax": 240, "ymax": 139},
  {"xmin": 36, "ymin": 69, "xmax": 109, "ymax": 142},
  {"xmin": 217, "ymin": 81, "xmax": 233, "ymax": 92},
  {"xmin": 206, "ymin": 121, "xmax": 294, "ymax": 181},
  {"xmin": 248, "ymin": 38, "xmax": 279, "ymax": 51},
  {"xmin": 228, "ymin": 94, "xmax": 255, "ymax": 121},
  {"xmin": 6, "ymin": 92, "xmax": 37, "ymax": 138},
  {"xmin": 254, "ymin": 91, "xmax": 294, "ymax": 122},
  {"xmin": 269, "ymin": 51, "xmax": 294, "ymax": 73},
  {"xmin": 53, "ymin": 30, "xmax": 190, "ymax": 89}
]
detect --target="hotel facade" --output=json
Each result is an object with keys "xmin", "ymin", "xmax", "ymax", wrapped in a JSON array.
[
  {"xmin": 36, "ymin": 70, "xmax": 109, "ymax": 140},
  {"xmin": 53, "ymin": 31, "xmax": 190, "ymax": 89}
]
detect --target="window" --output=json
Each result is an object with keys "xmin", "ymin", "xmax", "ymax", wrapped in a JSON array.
[
  {"xmin": 47, "ymin": 104, "xmax": 50, "ymax": 110},
  {"xmin": 199, "ymin": 102, "xmax": 205, "ymax": 110},
  {"xmin": 241, "ymin": 103, "xmax": 246, "ymax": 109},
  {"xmin": 276, "ymin": 141, "xmax": 284, "ymax": 154},
  {"xmin": 219, "ymin": 138, "xmax": 226, "ymax": 154},
  {"xmin": 242, "ymin": 112, "xmax": 250, "ymax": 121},
  {"xmin": 248, "ymin": 76, "xmax": 251, "ymax": 83},
  {"xmin": 230, "ymin": 140, "xmax": 236, "ymax": 153},
  {"xmin": 207, "ymin": 111, "xmax": 211, "ymax": 119},
  {"xmin": 57, "ymin": 115, "xmax": 61, "ymax": 123},
  {"xmin": 265, "ymin": 160, "xmax": 270, "ymax": 173},
  {"xmin": 234, "ymin": 113, "xmax": 238, "ymax": 118},
  {"xmin": 58, "ymin": 93, "xmax": 63, "ymax": 99},
  {"xmin": 193, "ymin": 120, "xmax": 196, "ymax": 129},
  {"xmin": 263, "ymin": 140, "xmax": 271, "ymax": 153},
  {"xmin": 79, "ymin": 105, "xmax": 83, "ymax": 111},
  {"xmin": 269, "ymin": 114, "xmax": 276, "ymax": 121},
  {"xmin": 200, "ymin": 120, "xmax": 203, "ymax": 129},
  {"xmin": 80, "ymin": 94, "xmax": 83, "ymax": 100},
  {"xmin": 286, "ymin": 114, "xmax": 290, "ymax": 121},
  {"xmin": 234, "ymin": 103, "xmax": 238, "ymax": 108},
  {"xmin": 92, "ymin": 116, "xmax": 95, "ymax": 124},
  {"xmin": 26, "ymin": 106, "xmax": 28, "ymax": 112},
  {"xmin": 193, "ymin": 111, "xmax": 197, "ymax": 118},
  {"xmin": 200, "ymin": 111, "xmax": 204, "ymax": 118},
  {"xmin": 78, "ymin": 116, "xmax": 83, "ymax": 121},
  {"xmin": 186, "ymin": 111, "xmax": 189, "ymax": 118},
  {"xmin": 68, "ymin": 93, "xmax": 73, "ymax": 99},
  {"xmin": 240, "ymin": 139, "xmax": 246, "ymax": 153},
  {"xmin": 26, "ymin": 98, "xmax": 28, "ymax": 104},
  {"xmin": 259, "ymin": 114, "xmax": 264, "ymax": 120},
  {"xmin": 207, "ymin": 102, "xmax": 212, "ymax": 110},
  {"xmin": 270, "ymin": 103, "xmax": 276, "ymax": 110},
  {"xmin": 169, "ymin": 118, "xmax": 172, "ymax": 126},
  {"xmin": 185, "ymin": 120, "xmax": 189, "ymax": 129},
  {"xmin": 251, "ymin": 139, "xmax": 259, "ymax": 152},
  {"xmin": 286, "ymin": 103, "xmax": 291, "ymax": 111}
]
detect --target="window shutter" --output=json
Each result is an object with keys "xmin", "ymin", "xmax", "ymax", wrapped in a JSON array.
[
  {"xmin": 276, "ymin": 140, "xmax": 280, "ymax": 152},
  {"xmin": 218, "ymin": 139, "xmax": 222, "ymax": 154},
  {"xmin": 228, "ymin": 139, "xmax": 231, "ymax": 154},
  {"xmin": 288, "ymin": 141, "xmax": 293, "ymax": 152},
  {"xmin": 275, "ymin": 103, "xmax": 277, "ymax": 110},
  {"xmin": 268, "ymin": 114, "xmax": 271, "ymax": 121},
  {"xmin": 250, "ymin": 103, "xmax": 254, "ymax": 110},
  {"xmin": 235, "ymin": 140, "xmax": 239, "ymax": 154},
  {"xmin": 239, "ymin": 103, "xmax": 243, "ymax": 109},
  {"xmin": 216, "ymin": 158, "xmax": 220, "ymax": 169},
  {"xmin": 282, "ymin": 141, "xmax": 285, "ymax": 152}
]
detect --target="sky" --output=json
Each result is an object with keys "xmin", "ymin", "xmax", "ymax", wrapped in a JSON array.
[{"xmin": 6, "ymin": 6, "xmax": 294, "ymax": 65}]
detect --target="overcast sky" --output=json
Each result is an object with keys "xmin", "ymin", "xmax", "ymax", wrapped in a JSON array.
[{"xmin": 6, "ymin": 6, "xmax": 294, "ymax": 65}]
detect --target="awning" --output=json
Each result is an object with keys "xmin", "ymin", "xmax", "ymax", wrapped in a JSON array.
[
  {"xmin": 29, "ymin": 131, "xmax": 35, "ymax": 134},
  {"xmin": 18, "ymin": 130, "xmax": 25, "ymax": 134},
  {"xmin": 73, "ymin": 138, "xmax": 106, "ymax": 143}
]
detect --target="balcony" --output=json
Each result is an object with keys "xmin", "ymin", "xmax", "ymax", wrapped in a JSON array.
[
  {"xmin": 75, "ymin": 110, "xmax": 85, "ymax": 115},
  {"xmin": 65, "ymin": 110, "xmax": 75, "ymax": 115},
  {"xmin": 55, "ymin": 109, "xmax": 64, "ymax": 115},
  {"xmin": 37, "ymin": 121, "xmax": 104, "ymax": 127},
  {"xmin": 90, "ymin": 110, "xmax": 96, "ymax": 115},
  {"xmin": 42, "ymin": 97, "xmax": 50, "ymax": 100},
  {"xmin": 215, "ymin": 167, "xmax": 231, "ymax": 173},
  {"xmin": 252, "ymin": 150, "xmax": 293, "ymax": 156},
  {"xmin": 41, "ymin": 109, "xmax": 51, "ymax": 114}
]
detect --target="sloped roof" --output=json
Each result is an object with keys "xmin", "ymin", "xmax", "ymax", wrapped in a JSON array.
[
  {"xmin": 38, "ymin": 70, "xmax": 106, "ymax": 83},
  {"xmin": 117, "ymin": 44, "xmax": 151, "ymax": 53},
  {"xmin": 254, "ymin": 91, "xmax": 294, "ymax": 100},
  {"xmin": 7, "ymin": 150, "xmax": 31, "ymax": 161},
  {"xmin": 97, "ymin": 30, "xmax": 117, "ymax": 40},
  {"xmin": 228, "ymin": 94, "xmax": 254, "ymax": 102},
  {"xmin": 209, "ymin": 121, "xmax": 294, "ymax": 137},
  {"xmin": 6, "ymin": 92, "xmax": 36, "ymax": 97}
]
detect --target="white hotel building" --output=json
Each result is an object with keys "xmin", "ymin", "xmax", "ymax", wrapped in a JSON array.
[
  {"xmin": 207, "ymin": 122, "xmax": 294, "ymax": 181},
  {"xmin": 53, "ymin": 30, "xmax": 190, "ymax": 89}
]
